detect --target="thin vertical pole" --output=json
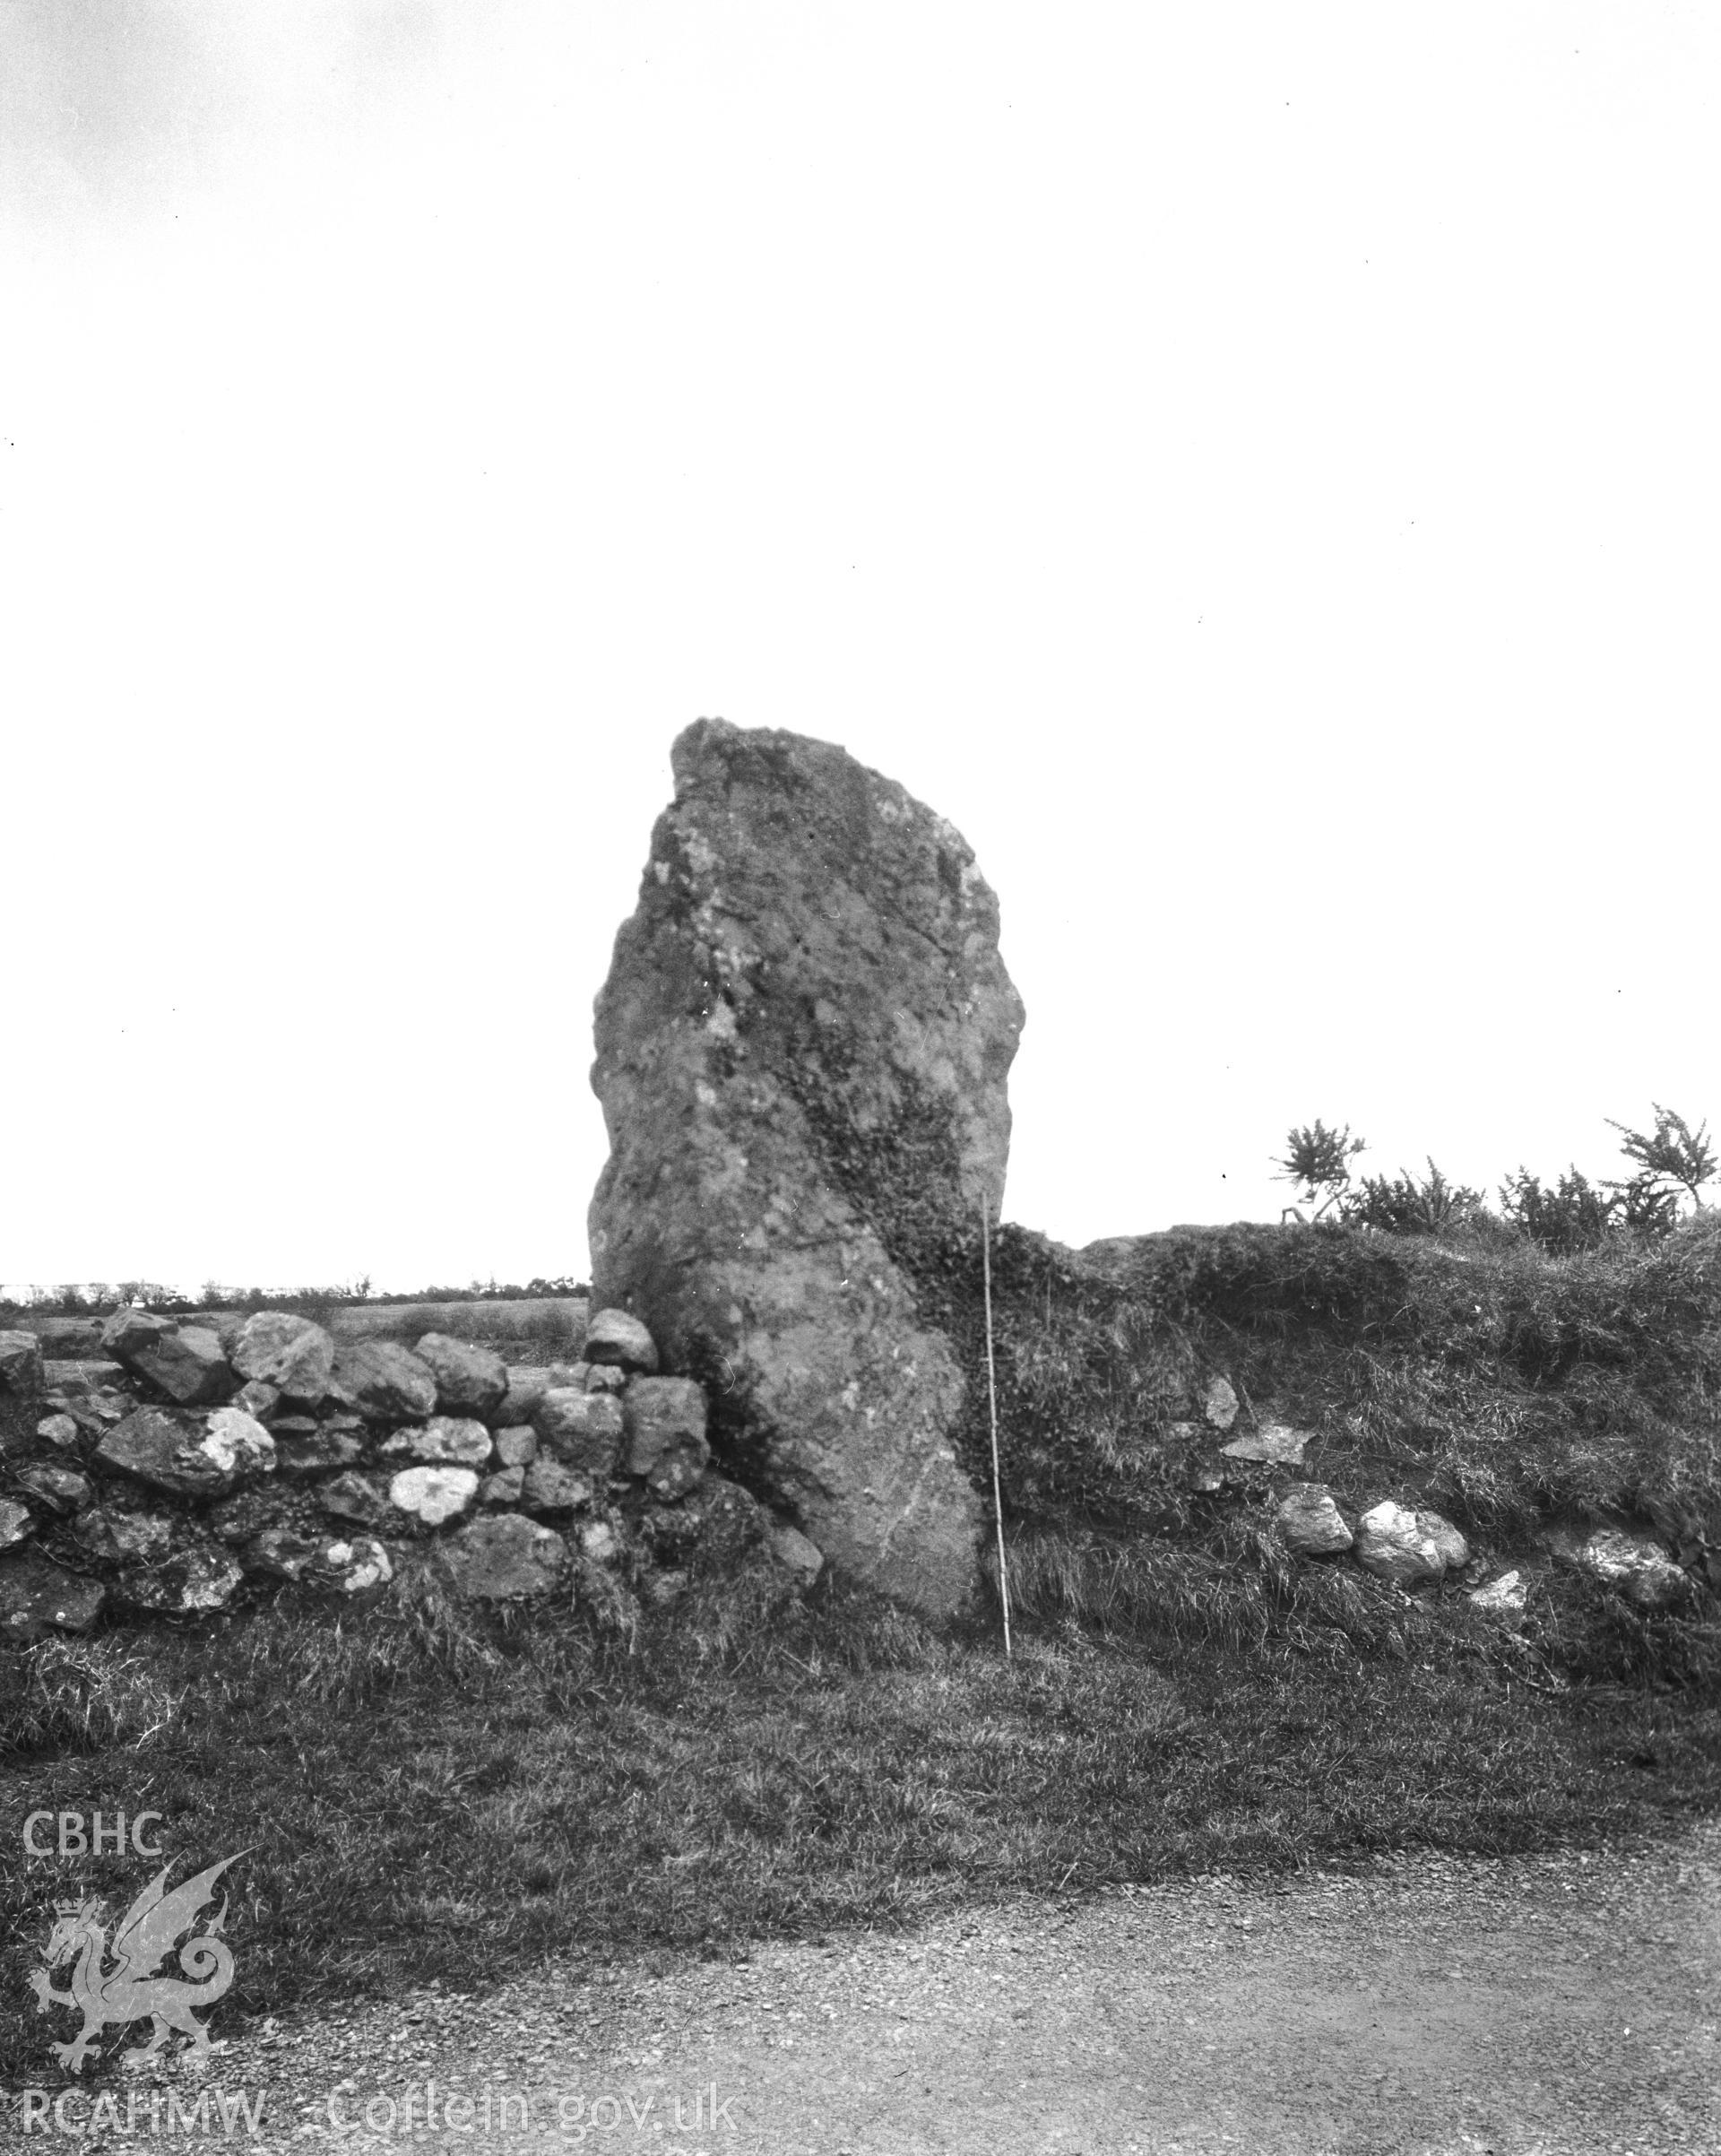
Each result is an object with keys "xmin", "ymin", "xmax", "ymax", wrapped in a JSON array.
[{"xmin": 980, "ymin": 1191, "xmax": 1012, "ymax": 1658}]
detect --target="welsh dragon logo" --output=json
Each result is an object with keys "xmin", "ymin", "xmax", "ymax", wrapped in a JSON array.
[{"xmin": 28, "ymin": 1853, "xmax": 245, "ymax": 2074}]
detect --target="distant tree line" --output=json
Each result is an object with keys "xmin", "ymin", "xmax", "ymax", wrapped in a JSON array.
[
  {"xmin": 1274, "ymin": 1105, "xmax": 1717, "ymax": 1254},
  {"xmin": 0, "ymin": 1275, "xmax": 589, "ymax": 1321}
]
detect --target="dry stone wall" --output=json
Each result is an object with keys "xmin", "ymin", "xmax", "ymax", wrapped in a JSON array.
[{"xmin": 0, "ymin": 1305, "xmax": 823, "ymax": 1646}]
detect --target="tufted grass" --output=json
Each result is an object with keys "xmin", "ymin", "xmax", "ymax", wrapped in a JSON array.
[{"xmin": 3, "ymin": 1562, "xmax": 1717, "ymax": 2088}]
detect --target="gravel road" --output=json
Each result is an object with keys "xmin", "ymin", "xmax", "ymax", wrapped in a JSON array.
[{"xmin": 30, "ymin": 1814, "xmax": 1719, "ymax": 2155}]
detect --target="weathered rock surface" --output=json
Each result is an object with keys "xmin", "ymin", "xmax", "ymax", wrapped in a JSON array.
[
  {"xmin": 328, "ymin": 1340, "xmax": 438, "ymax": 1423},
  {"xmin": 414, "ymin": 1333, "xmax": 509, "ymax": 1417},
  {"xmin": 1202, "ymin": 1377, "xmax": 1239, "ymax": 1431},
  {"xmin": 533, "ymin": 1388, "xmax": 624, "ymax": 1476},
  {"xmin": 0, "ymin": 1553, "xmax": 105, "ymax": 1640},
  {"xmin": 100, "ymin": 1314, "xmax": 236, "ymax": 1407},
  {"xmin": 495, "ymin": 1366, "xmax": 556, "ymax": 1426},
  {"xmin": 437, "ymin": 1512, "xmax": 566, "ymax": 1599},
  {"xmin": 480, "ymin": 1466, "xmax": 526, "ymax": 1507},
  {"xmin": 75, "ymin": 1507, "xmax": 174, "ymax": 1564},
  {"xmin": 494, "ymin": 1425, "xmax": 537, "ymax": 1468},
  {"xmin": 623, "ymin": 1377, "xmax": 710, "ymax": 1499},
  {"xmin": 15, "ymin": 1462, "xmax": 91, "ymax": 1516},
  {"xmin": 41, "ymin": 1359, "xmax": 126, "ymax": 1400},
  {"xmin": 1275, "ymin": 1484, "xmax": 1353, "ymax": 1556},
  {"xmin": 1566, "ymin": 1528, "xmax": 1690, "ymax": 1609},
  {"xmin": 245, "ymin": 1527, "xmax": 332, "ymax": 1581},
  {"xmin": 316, "ymin": 1537, "xmax": 392, "ymax": 1594},
  {"xmin": 583, "ymin": 1309, "xmax": 660, "ymax": 1373},
  {"xmin": 232, "ymin": 1312, "xmax": 335, "ymax": 1407},
  {"xmin": 1418, "ymin": 1510, "xmax": 1471, "ymax": 1572},
  {"xmin": 234, "ymin": 1379, "xmax": 282, "ymax": 1421},
  {"xmin": 643, "ymin": 1474, "xmax": 774, "ymax": 1568},
  {"xmin": 589, "ymin": 718, "xmax": 1024, "ymax": 1616},
  {"xmin": 320, "ymin": 1472, "xmax": 392, "ymax": 1530},
  {"xmin": 1469, "ymin": 1568, "xmax": 1527, "ymax": 1615},
  {"xmin": 96, "ymin": 1407, "xmax": 274, "ymax": 1499},
  {"xmin": 388, "ymin": 1465, "xmax": 479, "ymax": 1528},
  {"xmin": 1221, "ymin": 1422, "xmax": 1310, "ymax": 1468},
  {"xmin": 1354, "ymin": 1502, "xmax": 1466, "ymax": 1588},
  {"xmin": 768, "ymin": 1521, "xmax": 825, "ymax": 1588},
  {"xmin": 35, "ymin": 1412, "xmax": 83, "ymax": 1452},
  {"xmin": 273, "ymin": 1425, "xmax": 367, "ymax": 1475},
  {"xmin": 520, "ymin": 1458, "xmax": 594, "ymax": 1515},
  {"xmin": 206, "ymin": 1488, "xmax": 290, "ymax": 1545},
  {"xmin": 0, "ymin": 1500, "xmax": 34, "ymax": 1551},
  {"xmin": 118, "ymin": 1547, "xmax": 244, "ymax": 1615},
  {"xmin": 0, "ymin": 1329, "xmax": 45, "ymax": 1393},
  {"xmin": 378, "ymin": 1416, "xmax": 495, "ymax": 1468}
]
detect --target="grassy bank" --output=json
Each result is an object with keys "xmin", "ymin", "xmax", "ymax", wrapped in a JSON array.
[{"xmin": 929, "ymin": 1214, "xmax": 1721, "ymax": 1591}]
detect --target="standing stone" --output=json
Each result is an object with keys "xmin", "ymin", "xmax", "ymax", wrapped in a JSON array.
[{"xmin": 588, "ymin": 719, "xmax": 1024, "ymax": 1617}]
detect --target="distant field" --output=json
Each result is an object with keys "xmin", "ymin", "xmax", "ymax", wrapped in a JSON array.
[{"xmin": 4, "ymin": 1294, "xmax": 591, "ymax": 1360}]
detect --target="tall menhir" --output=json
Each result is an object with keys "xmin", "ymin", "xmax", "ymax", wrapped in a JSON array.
[{"xmin": 588, "ymin": 720, "xmax": 1025, "ymax": 1615}]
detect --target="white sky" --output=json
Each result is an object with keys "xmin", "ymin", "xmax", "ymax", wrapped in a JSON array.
[{"xmin": 2, "ymin": 2, "xmax": 1717, "ymax": 1298}]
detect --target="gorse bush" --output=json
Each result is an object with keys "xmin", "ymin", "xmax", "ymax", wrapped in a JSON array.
[
  {"xmin": 1276, "ymin": 1104, "xmax": 1714, "ymax": 1256},
  {"xmin": 1498, "ymin": 1168, "xmax": 1620, "ymax": 1256},
  {"xmin": 1273, "ymin": 1120, "xmax": 1366, "ymax": 1222},
  {"xmin": 1344, "ymin": 1159, "xmax": 1491, "ymax": 1238}
]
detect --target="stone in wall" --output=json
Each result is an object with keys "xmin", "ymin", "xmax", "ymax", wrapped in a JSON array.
[
  {"xmin": 100, "ymin": 1312, "xmax": 236, "ymax": 1407},
  {"xmin": 231, "ymin": 1312, "xmax": 336, "ymax": 1407},
  {"xmin": 589, "ymin": 719, "xmax": 1025, "ymax": 1617},
  {"xmin": 414, "ymin": 1334, "xmax": 509, "ymax": 1418}
]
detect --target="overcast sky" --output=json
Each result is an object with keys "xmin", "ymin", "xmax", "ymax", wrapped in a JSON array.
[{"xmin": 3, "ymin": 2, "xmax": 1717, "ymax": 1298}]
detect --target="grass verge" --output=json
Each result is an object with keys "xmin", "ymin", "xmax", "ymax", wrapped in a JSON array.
[{"xmin": 4, "ymin": 1566, "xmax": 1717, "ymax": 2089}]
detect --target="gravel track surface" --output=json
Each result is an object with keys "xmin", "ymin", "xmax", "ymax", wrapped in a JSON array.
[{"xmin": 26, "ymin": 1814, "xmax": 1719, "ymax": 2155}]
